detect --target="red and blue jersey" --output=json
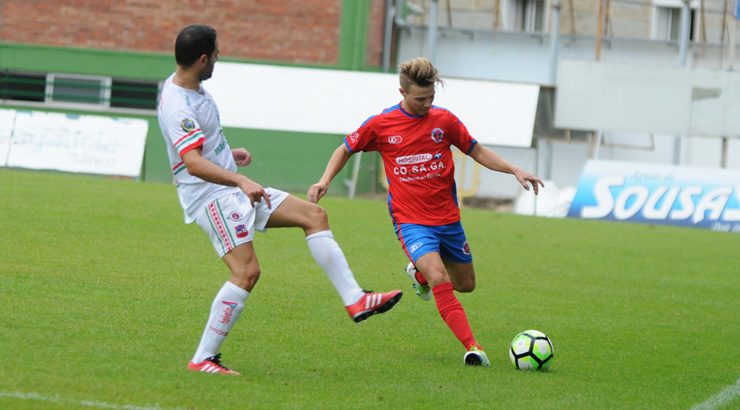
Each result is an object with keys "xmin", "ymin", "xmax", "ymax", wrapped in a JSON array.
[{"xmin": 345, "ymin": 103, "xmax": 478, "ymax": 226}]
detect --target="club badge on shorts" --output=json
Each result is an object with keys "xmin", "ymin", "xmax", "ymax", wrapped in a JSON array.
[{"xmin": 235, "ymin": 224, "xmax": 249, "ymax": 239}]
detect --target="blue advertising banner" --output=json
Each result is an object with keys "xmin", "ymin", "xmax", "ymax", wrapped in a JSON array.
[{"xmin": 568, "ymin": 160, "xmax": 740, "ymax": 233}]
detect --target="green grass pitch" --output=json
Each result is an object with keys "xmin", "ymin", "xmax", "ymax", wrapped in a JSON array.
[{"xmin": 1, "ymin": 168, "xmax": 738, "ymax": 409}]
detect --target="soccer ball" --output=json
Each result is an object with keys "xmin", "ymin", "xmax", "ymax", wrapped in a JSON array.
[{"xmin": 509, "ymin": 329, "xmax": 554, "ymax": 370}]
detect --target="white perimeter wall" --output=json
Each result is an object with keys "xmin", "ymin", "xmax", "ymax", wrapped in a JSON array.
[{"xmin": 205, "ymin": 62, "xmax": 539, "ymax": 148}]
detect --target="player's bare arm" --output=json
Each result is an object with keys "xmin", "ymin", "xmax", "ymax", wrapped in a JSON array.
[
  {"xmin": 469, "ymin": 144, "xmax": 544, "ymax": 194},
  {"xmin": 182, "ymin": 148, "xmax": 272, "ymax": 208},
  {"xmin": 308, "ymin": 144, "xmax": 352, "ymax": 203},
  {"xmin": 231, "ymin": 148, "xmax": 252, "ymax": 167}
]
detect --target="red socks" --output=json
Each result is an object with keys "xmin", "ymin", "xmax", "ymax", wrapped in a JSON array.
[
  {"xmin": 415, "ymin": 271, "xmax": 428, "ymax": 286},
  {"xmin": 432, "ymin": 282, "xmax": 479, "ymax": 350}
]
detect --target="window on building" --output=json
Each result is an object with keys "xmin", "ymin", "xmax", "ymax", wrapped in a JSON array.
[
  {"xmin": 504, "ymin": 0, "xmax": 546, "ymax": 32},
  {"xmin": 0, "ymin": 71, "xmax": 46, "ymax": 102},
  {"xmin": 110, "ymin": 79, "xmax": 159, "ymax": 110},
  {"xmin": 48, "ymin": 74, "xmax": 109, "ymax": 105},
  {"xmin": 0, "ymin": 71, "xmax": 158, "ymax": 111},
  {"xmin": 653, "ymin": 1, "xmax": 698, "ymax": 42}
]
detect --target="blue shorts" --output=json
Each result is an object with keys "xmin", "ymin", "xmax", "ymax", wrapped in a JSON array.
[{"xmin": 396, "ymin": 222, "xmax": 472, "ymax": 264}]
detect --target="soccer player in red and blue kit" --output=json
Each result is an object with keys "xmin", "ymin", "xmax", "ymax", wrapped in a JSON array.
[{"xmin": 309, "ymin": 57, "xmax": 544, "ymax": 366}]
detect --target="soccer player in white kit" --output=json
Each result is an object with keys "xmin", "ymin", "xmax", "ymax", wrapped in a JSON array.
[{"xmin": 158, "ymin": 25, "xmax": 402, "ymax": 376}]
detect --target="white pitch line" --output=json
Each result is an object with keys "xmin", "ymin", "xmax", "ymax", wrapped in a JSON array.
[
  {"xmin": 691, "ymin": 377, "xmax": 740, "ymax": 410},
  {"xmin": 0, "ymin": 390, "xmax": 185, "ymax": 410}
]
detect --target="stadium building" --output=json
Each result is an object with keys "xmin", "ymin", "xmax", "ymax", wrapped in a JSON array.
[{"xmin": 1, "ymin": 0, "xmax": 739, "ymax": 218}]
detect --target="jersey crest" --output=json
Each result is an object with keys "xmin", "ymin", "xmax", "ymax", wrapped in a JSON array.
[
  {"xmin": 431, "ymin": 127, "xmax": 445, "ymax": 143},
  {"xmin": 181, "ymin": 118, "xmax": 196, "ymax": 132}
]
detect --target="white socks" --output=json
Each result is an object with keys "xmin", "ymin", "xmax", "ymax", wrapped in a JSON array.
[
  {"xmin": 192, "ymin": 281, "xmax": 248, "ymax": 364},
  {"xmin": 306, "ymin": 230, "xmax": 364, "ymax": 306},
  {"xmin": 191, "ymin": 231, "xmax": 361, "ymax": 363}
]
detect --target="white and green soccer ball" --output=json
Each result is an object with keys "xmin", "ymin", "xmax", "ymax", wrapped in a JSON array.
[{"xmin": 509, "ymin": 329, "xmax": 554, "ymax": 370}]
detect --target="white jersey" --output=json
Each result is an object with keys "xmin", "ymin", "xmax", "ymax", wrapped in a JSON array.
[{"xmin": 158, "ymin": 74, "xmax": 239, "ymax": 223}]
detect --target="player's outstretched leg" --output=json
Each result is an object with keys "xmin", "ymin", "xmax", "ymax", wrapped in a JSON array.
[
  {"xmin": 268, "ymin": 196, "xmax": 404, "ymax": 322},
  {"xmin": 306, "ymin": 231, "xmax": 403, "ymax": 322}
]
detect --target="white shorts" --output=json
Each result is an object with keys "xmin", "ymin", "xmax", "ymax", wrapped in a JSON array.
[{"xmin": 194, "ymin": 188, "xmax": 289, "ymax": 257}]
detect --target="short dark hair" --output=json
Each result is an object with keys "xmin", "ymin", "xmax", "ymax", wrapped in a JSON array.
[{"xmin": 175, "ymin": 25, "xmax": 217, "ymax": 67}]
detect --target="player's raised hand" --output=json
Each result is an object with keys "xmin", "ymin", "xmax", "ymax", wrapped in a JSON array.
[
  {"xmin": 308, "ymin": 182, "xmax": 329, "ymax": 203},
  {"xmin": 514, "ymin": 171, "xmax": 544, "ymax": 195},
  {"xmin": 232, "ymin": 148, "xmax": 252, "ymax": 167}
]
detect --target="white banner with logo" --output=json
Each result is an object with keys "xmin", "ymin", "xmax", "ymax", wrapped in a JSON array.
[
  {"xmin": 568, "ymin": 160, "xmax": 740, "ymax": 233},
  {"xmin": 0, "ymin": 109, "xmax": 148, "ymax": 177}
]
